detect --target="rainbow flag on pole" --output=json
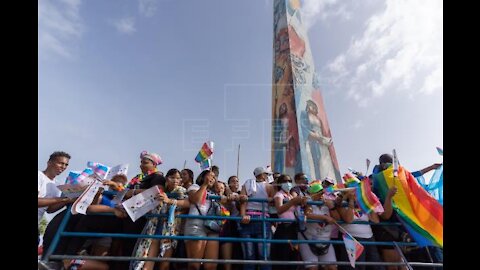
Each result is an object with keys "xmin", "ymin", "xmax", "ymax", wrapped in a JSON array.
[
  {"xmin": 356, "ymin": 177, "xmax": 384, "ymax": 214},
  {"xmin": 372, "ymin": 166, "xmax": 443, "ymax": 247},
  {"xmin": 343, "ymin": 173, "xmax": 384, "ymax": 214},
  {"xmin": 194, "ymin": 141, "xmax": 214, "ymax": 163}
]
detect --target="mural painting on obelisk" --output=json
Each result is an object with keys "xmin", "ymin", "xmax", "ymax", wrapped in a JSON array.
[{"xmin": 272, "ymin": 0, "xmax": 341, "ymax": 183}]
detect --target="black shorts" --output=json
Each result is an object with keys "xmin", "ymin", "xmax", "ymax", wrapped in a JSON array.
[{"xmin": 372, "ymin": 226, "xmax": 403, "ymax": 250}]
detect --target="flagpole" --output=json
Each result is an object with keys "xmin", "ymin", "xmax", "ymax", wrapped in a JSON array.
[
  {"xmin": 365, "ymin": 158, "xmax": 371, "ymax": 175},
  {"xmin": 393, "ymin": 242, "xmax": 414, "ymax": 270},
  {"xmin": 236, "ymin": 144, "xmax": 241, "ymax": 178},
  {"xmin": 393, "ymin": 149, "xmax": 399, "ymax": 188},
  {"xmin": 183, "ymin": 160, "xmax": 187, "ymax": 169}
]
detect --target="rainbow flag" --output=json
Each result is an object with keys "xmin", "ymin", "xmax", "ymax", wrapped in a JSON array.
[
  {"xmin": 372, "ymin": 166, "xmax": 443, "ymax": 247},
  {"xmin": 195, "ymin": 142, "xmax": 214, "ymax": 163},
  {"xmin": 342, "ymin": 173, "xmax": 360, "ymax": 187},
  {"xmin": 220, "ymin": 205, "xmax": 231, "ymax": 225},
  {"xmin": 355, "ymin": 177, "xmax": 384, "ymax": 214}
]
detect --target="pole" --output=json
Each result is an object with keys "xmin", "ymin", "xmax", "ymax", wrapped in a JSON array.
[{"xmin": 237, "ymin": 144, "xmax": 241, "ymax": 178}]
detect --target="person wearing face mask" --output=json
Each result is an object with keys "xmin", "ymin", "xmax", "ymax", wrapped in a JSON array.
[{"xmin": 270, "ymin": 174, "xmax": 307, "ymax": 270}]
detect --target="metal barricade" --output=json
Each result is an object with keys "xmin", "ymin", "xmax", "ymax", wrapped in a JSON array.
[{"xmin": 40, "ymin": 195, "xmax": 443, "ymax": 269}]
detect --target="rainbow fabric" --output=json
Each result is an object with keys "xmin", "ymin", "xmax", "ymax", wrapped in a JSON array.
[
  {"xmin": 342, "ymin": 173, "xmax": 383, "ymax": 214},
  {"xmin": 372, "ymin": 166, "xmax": 443, "ymax": 247},
  {"xmin": 342, "ymin": 173, "xmax": 360, "ymax": 187},
  {"xmin": 356, "ymin": 177, "xmax": 384, "ymax": 214},
  {"xmin": 194, "ymin": 142, "xmax": 214, "ymax": 163},
  {"xmin": 127, "ymin": 168, "xmax": 159, "ymax": 189},
  {"xmin": 219, "ymin": 205, "xmax": 231, "ymax": 225}
]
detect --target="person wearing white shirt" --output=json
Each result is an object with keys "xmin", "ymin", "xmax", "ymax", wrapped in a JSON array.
[{"xmin": 38, "ymin": 151, "xmax": 72, "ymax": 243}]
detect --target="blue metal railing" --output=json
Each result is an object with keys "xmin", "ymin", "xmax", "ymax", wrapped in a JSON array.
[{"xmin": 41, "ymin": 194, "xmax": 440, "ymax": 268}]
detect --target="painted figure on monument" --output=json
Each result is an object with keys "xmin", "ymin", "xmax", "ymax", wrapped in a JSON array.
[{"xmin": 272, "ymin": 0, "xmax": 341, "ymax": 183}]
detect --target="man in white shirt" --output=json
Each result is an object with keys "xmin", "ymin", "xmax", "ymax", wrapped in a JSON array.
[{"xmin": 38, "ymin": 151, "xmax": 73, "ymax": 243}]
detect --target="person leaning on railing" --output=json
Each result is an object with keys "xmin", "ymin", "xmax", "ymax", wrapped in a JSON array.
[
  {"xmin": 239, "ymin": 167, "xmax": 276, "ymax": 270},
  {"xmin": 221, "ymin": 175, "xmax": 247, "ymax": 270},
  {"xmin": 184, "ymin": 169, "xmax": 221, "ymax": 270},
  {"xmin": 143, "ymin": 168, "xmax": 190, "ymax": 270},
  {"xmin": 298, "ymin": 182, "xmax": 340, "ymax": 270},
  {"xmin": 61, "ymin": 174, "xmax": 130, "ymax": 270},
  {"xmin": 336, "ymin": 189, "xmax": 385, "ymax": 270},
  {"xmin": 270, "ymin": 174, "xmax": 306, "ymax": 270}
]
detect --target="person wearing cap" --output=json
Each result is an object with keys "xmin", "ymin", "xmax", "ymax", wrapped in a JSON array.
[
  {"xmin": 239, "ymin": 167, "xmax": 276, "ymax": 270},
  {"xmin": 298, "ymin": 181, "xmax": 340, "ymax": 270},
  {"xmin": 322, "ymin": 177, "xmax": 335, "ymax": 189}
]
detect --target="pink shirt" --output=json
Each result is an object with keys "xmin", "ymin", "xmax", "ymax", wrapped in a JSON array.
[{"xmin": 274, "ymin": 191, "xmax": 296, "ymax": 220}]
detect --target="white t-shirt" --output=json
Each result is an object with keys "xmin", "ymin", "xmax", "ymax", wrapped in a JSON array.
[
  {"xmin": 38, "ymin": 171, "xmax": 61, "ymax": 225},
  {"xmin": 185, "ymin": 184, "xmax": 216, "ymax": 228},
  {"xmin": 342, "ymin": 209, "xmax": 373, "ymax": 239},
  {"xmin": 301, "ymin": 205, "xmax": 334, "ymax": 240}
]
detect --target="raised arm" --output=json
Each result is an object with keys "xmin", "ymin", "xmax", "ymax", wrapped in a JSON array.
[
  {"xmin": 188, "ymin": 182, "xmax": 209, "ymax": 204},
  {"xmin": 336, "ymin": 192, "xmax": 354, "ymax": 223},
  {"xmin": 417, "ymin": 163, "xmax": 442, "ymax": 176},
  {"xmin": 380, "ymin": 187, "xmax": 397, "ymax": 220}
]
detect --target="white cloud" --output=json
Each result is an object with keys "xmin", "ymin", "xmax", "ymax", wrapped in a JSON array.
[
  {"xmin": 112, "ymin": 17, "xmax": 136, "ymax": 34},
  {"xmin": 300, "ymin": 0, "xmax": 353, "ymax": 29},
  {"xmin": 138, "ymin": 0, "xmax": 158, "ymax": 18},
  {"xmin": 38, "ymin": 0, "xmax": 84, "ymax": 59},
  {"xmin": 321, "ymin": 0, "xmax": 443, "ymax": 106}
]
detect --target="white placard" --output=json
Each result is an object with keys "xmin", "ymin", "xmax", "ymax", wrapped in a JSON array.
[
  {"xmin": 105, "ymin": 164, "xmax": 129, "ymax": 180},
  {"xmin": 71, "ymin": 180, "xmax": 104, "ymax": 215},
  {"xmin": 122, "ymin": 186, "xmax": 162, "ymax": 222}
]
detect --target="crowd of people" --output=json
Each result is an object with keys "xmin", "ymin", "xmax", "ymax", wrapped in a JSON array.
[{"xmin": 38, "ymin": 151, "xmax": 442, "ymax": 270}]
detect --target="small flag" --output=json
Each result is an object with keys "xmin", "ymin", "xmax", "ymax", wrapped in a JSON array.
[
  {"xmin": 66, "ymin": 171, "xmax": 81, "ymax": 184},
  {"xmin": 200, "ymin": 159, "xmax": 212, "ymax": 171},
  {"xmin": 436, "ymin": 147, "xmax": 443, "ymax": 156},
  {"xmin": 67, "ymin": 168, "xmax": 94, "ymax": 185},
  {"xmin": 87, "ymin": 162, "xmax": 110, "ymax": 179},
  {"xmin": 343, "ymin": 173, "xmax": 361, "ymax": 187},
  {"xmin": 343, "ymin": 232, "xmax": 364, "ymax": 268},
  {"xmin": 195, "ymin": 141, "xmax": 214, "ymax": 163}
]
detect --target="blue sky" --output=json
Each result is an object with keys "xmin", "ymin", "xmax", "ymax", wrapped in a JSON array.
[{"xmin": 38, "ymin": 0, "xmax": 443, "ymax": 185}]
